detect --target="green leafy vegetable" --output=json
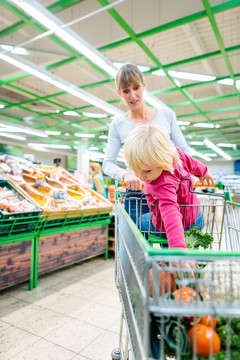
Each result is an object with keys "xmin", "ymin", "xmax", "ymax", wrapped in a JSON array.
[
  {"xmin": 216, "ymin": 317, "xmax": 240, "ymax": 351},
  {"xmin": 184, "ymin": 227, "xmax": 214, "ymax": 249},
  {"xmin": 213, "ymin": 349, "xmax": 240, "ymax": 360}
]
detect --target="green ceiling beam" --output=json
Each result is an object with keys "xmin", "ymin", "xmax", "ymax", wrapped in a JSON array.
[
  {"xmin": 164, "ymin": 44, "xmax": 240, "ymax": 69},
  {"xmin": 0, "ymin": 0, "xmax": 84, "ymax": 39},
  {"xmin": 97, "ymin": 0, "xmax": 231, "ymax": 141},
  {"xmin": 177, "ymin": 105, "xmax": 240, "ymax": 118},
  {"xmin": 196, "ymin": 130, "xmax": 240, "ymax": 138},
  {"xmin": 3, "ymin": 72, "xmax": 239, "ymax": 123},
  {"xmin": 202, "ymin": 0, "xmax": 240, "ymax": 101},
  {"xmin": 170, "ymin": 93, "xmax": 237, "ymax": 108},
  {"xmin": 211, "ymin": 116, "xmax": 240, "ymax": 123},
  {"xmin": 187, "ymin": 124, "xmax": 240, "ymax": 133},
  {"xmin": 152, "ymin": 73, "xmax": 240, "ymax": 96},
  {"xmin": 1, "ymin": 1, "xmax": 113, "ymax": 80},
  {"xmin": 0, "ymin": 56, "xmax": 78, "ymax": 85},
  {"xmin": 98, "ymin": 0, "xmax": 240, "ymax": 52}
]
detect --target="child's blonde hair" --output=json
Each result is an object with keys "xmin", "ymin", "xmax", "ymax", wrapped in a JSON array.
[
  {"xmin": 115, "ymin": 63, "xmax": 144, "ymax": 91},
  {"xmin": 124, "ymin": 124, "xmax": 180, "ymax": 173}
]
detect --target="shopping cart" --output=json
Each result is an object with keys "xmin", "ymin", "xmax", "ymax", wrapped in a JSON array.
[{"xmin": 111, "ymin": 180, "xmax": 240, "ymax": 360}]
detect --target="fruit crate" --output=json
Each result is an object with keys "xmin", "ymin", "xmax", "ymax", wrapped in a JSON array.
[{"xmin": 0, "ymin": 180, "xmax": 42, "ymax": 239}]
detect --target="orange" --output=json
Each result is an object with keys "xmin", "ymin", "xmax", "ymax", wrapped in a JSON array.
[
  {"xmin": 149, "ymin": 268, "xmax": 175, "ymax": 297},
  {"xmin": 173, "ymin": 287, "xmax": 200, "ymax": 302},
  {"xmin": 199, "ymin": 315, "xmax": 217, "ymax": 329},
  {"xmin": 188, "ymin": 324, "xmax": 221, "ymax": 357}
]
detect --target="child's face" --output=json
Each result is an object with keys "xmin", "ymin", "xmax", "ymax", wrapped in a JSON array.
[{"xmin": 134, "ymin": 164, "xmax": 162, "ymax": 183}]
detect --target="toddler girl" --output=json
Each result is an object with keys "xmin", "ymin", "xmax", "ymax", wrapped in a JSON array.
[{"xmin": 124, "ymin": 124, "xmax": 214, "ymax": 249}]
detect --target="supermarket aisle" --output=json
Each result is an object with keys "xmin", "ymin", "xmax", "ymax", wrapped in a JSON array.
[{"xmin": 0, "ymin": 256, "xmax": 122, "ymax": 360}]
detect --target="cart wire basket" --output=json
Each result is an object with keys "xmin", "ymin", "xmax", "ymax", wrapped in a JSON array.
[{"xmin": 112, "ymin": 181, "xmax": 240, "ymax": 360}]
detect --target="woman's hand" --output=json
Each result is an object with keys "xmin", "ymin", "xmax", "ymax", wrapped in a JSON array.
[
  {"xmin": 198, "ymin": 171, "xmax": 214, "ymax": 186},
  {"xmin": 123, "ymin": 172, "xmax": 143, "ymax": 191}
]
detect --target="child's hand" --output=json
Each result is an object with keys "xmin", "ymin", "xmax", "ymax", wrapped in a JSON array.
[{"xmin": 198, "ymin": 171, "xmax": 214, "ymax": 186}]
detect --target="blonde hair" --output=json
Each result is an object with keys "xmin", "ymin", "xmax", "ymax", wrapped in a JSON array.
[
  {"xmin": 90, "ymin": 162, "xmax": 102, "ymax": 175},
  {"xmin": 115, "ymin": 63, "xmax": 144, "ymax": 91},
  {"xmin": 124, "ymin": 124, "xmax": 180, "ymax": 173}
]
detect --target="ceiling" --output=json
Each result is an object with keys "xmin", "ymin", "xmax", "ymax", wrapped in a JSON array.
[{"xmin": 0, "ymin": 0, "xmax": 240, "ymax": 164}]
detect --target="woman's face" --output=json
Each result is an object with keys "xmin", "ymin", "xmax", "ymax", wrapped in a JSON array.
[{"xmin": 118, "ymin": 81, "xmax": 145, "ymax": 110}]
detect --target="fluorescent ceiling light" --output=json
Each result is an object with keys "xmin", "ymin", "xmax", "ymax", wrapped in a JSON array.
[
  {"xmin": 0, "ymin": 104, "xmax": 5, "ymax": 109},
  {"xmin": 193, "ymin": 123, "xmax": 215, "ymax": 128},
  {"xmin": 0, "ymin": 44, "xmax": 29, "ymax": 55},
  {"xmin": 9, "ymin": 0, "xmax": 117, "ymax": 78},
  {"xmin": 153, "ymin": 69, "xmax": 216, "ymax": 82},
  {"xmin": 0, "ymin": 121, "xmax": 48, "ymax": 138},
  {"xmin": 113, "ymin": 61, "xmax": 150, "ymax": 73},
  {"xmin": 0, "ymin": 127, "xmax": 22, "ymax": 133},
  {"xmin": 88, "ymin": 146, "xmax": 99, "ymax": 151},
  {"xmin": 177, "ymin": 121, "xmax": 191, "ymax": 126},
  {"xmin": 169, "ymin": 70, "xmax": 216, "ymax": 82},
  {"xmin": 190, "ymin": 148, "xmax": 212, "ymax": 162},
  {"xmin": 217, "ymin": 143, "xmax": 236, "ymax": 148},
  {"xmin": 0, "ymin": 52, "xmax": 123, "ymax": 117},
  {"xmin": 83, "ymin": 112, "xmax": 108, "ymax": 119},
  {"xmin": 28, "ymin": 143, "xmax": 71, "ymax": 149},
  {"xmin": 0, "ymin": 132, "xmax": 26, "ymax": 141},
  {"xmin": 217, "ymin": 79, "xmax": 240, "ymax": 90},
  {"xmin": 204, "ymin": 138, "xmax": 232, "ymax": 160},
  {"xmin": 152, "ymin": 69, "xmax": 166, "ymax": 76},
  {"xmin": 45, "ymin": 131, "xmax": 61, "ymax": 135},
  {"xmin": 65, "ymin": 133, "xmax": 70, "ymax": 136},
  {"xmin": 75, "ymin": 133, "xmax": 95, "ymax": 138},
  {"xmin": 99, "ymin": 135, "xmax": 108, "ymax": 139},
  {"xmin": 63, "ymin": 110, "xmax": 79, "ymax": 116},
  {"xmin": 189, "ymin": 141, "xmax": 204, "ymax": 146},
  {"xmin": 21, "ymin": 128, "xmax": 48, "ymax": 137},
  {"xmin": 7, "ymin": 1, "xmax": 167, "ymax": 117},
  {"xmin": 205, "ymin": 153, "xmax": 217, "ymax": 157}
]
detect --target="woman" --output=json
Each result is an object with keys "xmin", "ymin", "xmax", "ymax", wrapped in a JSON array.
[
  {"xmin": 103, "ymin": 63, "xmax": 190, "ymax": 222},
  {"xmin": 89, "ymin": 162, "xmax": 107, "ymax": 198}
]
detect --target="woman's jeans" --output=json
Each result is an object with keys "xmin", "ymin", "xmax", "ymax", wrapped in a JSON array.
[{"xmin": 124, "ymin": 190, "xmax": 149, "ymax": 224}]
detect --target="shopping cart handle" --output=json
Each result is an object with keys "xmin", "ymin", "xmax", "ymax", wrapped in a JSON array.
[
  {"xmin": 194, "ymin": 181, "xmax": 225, "ymax": 190},
  {"xmin": 117, "ymin": 181, "xmax": 144, "ymax": 188}
]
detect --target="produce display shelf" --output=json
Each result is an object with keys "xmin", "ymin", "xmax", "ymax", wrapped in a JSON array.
[
  {"xmin": 0, "ymin": 180, "xmax": 42, "ymax": 238},
  {"xmin": 38, "ymin": 210, "xmax": 113, "ymax": 234},
  {"xmin": 0, "ymin": 179, "xmax": 113, "ymax": 292}
]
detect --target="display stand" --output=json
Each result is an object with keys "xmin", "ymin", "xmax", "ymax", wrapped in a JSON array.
[{"xmin": 0, "ymin": 212, "xmax": 112, "ymax": 291}]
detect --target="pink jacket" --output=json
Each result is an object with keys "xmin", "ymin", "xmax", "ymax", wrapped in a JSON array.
[{"xmin": 144, "ymin": 149, "xmax": 208, "ymax": 248}]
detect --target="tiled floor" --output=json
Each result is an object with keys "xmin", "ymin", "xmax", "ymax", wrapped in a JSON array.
[{"xmin": 0, "ymin": 256, "xmax": 123, "ymax": 360}]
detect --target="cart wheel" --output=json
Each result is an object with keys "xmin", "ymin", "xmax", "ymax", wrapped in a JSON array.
[{"xmin": 111, "ymin": 348, "xmax": 121, "ymax": 360}]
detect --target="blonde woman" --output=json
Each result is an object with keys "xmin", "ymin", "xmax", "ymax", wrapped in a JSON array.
[
  {"xmin": 89, "ymin": 162, "xmax": 107, "ymax": 198},
  {"xmin": 103, "ymin": 63, "xmax": 190, "ymax": 222},
  {"xmin": 124, "ymin": 124, "xmax": 213, "ymax": 249}
]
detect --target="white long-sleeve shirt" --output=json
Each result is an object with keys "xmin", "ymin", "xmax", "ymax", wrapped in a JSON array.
[{"xmin": 103, "ymin": 108, "xmax": 191, "ymax": 181}]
